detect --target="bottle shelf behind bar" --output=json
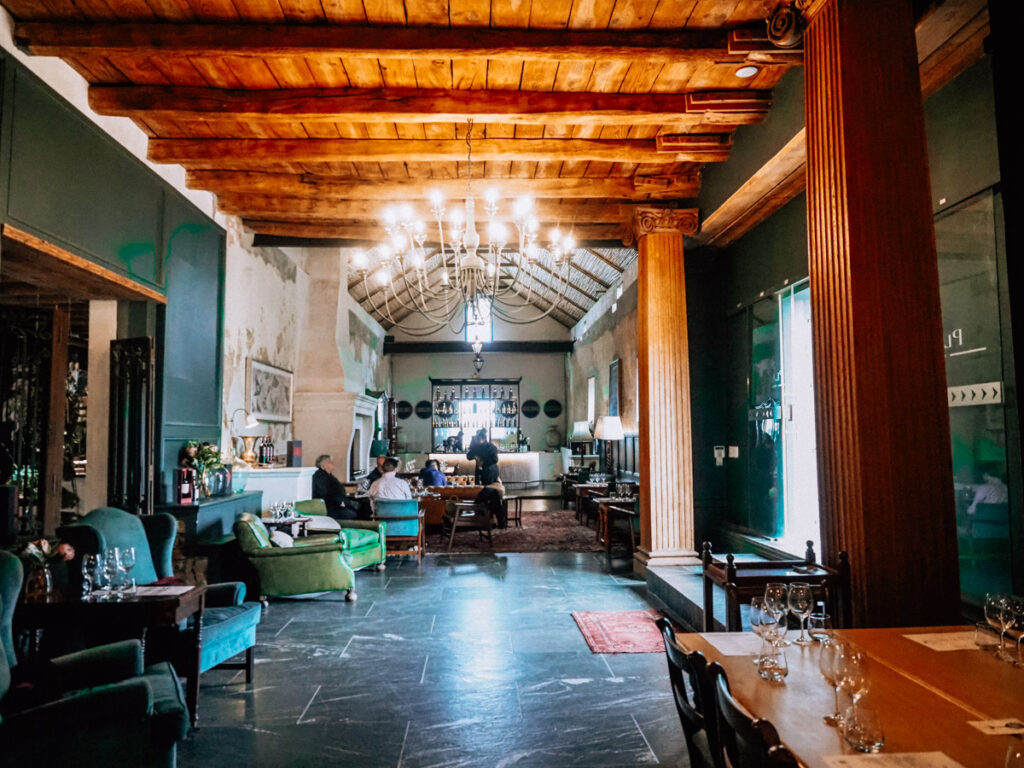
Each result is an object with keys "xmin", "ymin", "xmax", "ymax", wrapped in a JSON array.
[{"xmin": 430, "ymin": 377, "xmax": 524, "ymax": 452}]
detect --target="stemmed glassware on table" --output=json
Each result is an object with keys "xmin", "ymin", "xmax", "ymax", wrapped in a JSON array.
[
  {"xmin": 103, "ymin": 547, "xmax": 127, "ymax": 601},
  {"xmin": 81, "ymin": 553, "xmax": 99, "ymax": 600},
  {"xmin": 121, "ymin": 546, "xmax": 137, "ymax": 595},
  {"xmin": 818, "ymin": 640, "xmax": 845, "ymax": 726},
  {"xmin": 787, "ymin": 582, "xmax": 814, "ymax": 646},
  {"xmin": 749, "ymin": 596, "xmax": 774, "ymax": 664},
  {"xmin": 764, "ymin": 583, "xmax": 791, "ymax": 646},
  {"xmin": 986, "ymin": 593, "xmax": 1018, "ymax": 663},
  {"xmin": 838, "ymin": 646, "xmax": 870, "ymax": 723}
]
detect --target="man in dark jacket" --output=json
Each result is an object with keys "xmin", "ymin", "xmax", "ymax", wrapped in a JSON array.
[
  {"xmin": 312, "ymin": 454, "xmax": 360, "ymax": 520},
  {"xmin": 467, "ymin": 429, "xmax": 500, "ymax": 485}
]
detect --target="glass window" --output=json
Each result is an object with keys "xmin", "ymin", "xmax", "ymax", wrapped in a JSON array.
[
  {"xmin": 935, "ymin": 189, "xmax": 1014, "ymax": 604},
  {"xmin": 466, "ymin": 297, "xmax": 492, "ymax": 343}
]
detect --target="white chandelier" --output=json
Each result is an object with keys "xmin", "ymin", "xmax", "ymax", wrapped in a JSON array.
[{"xmin": 349, "ymin": 122, "xmax": 576, "ymax": 336}]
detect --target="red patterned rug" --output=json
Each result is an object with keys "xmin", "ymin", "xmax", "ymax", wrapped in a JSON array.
[
  {"xmin": 427, "ymin": 505, "xmax": 604, "ymax": 554},
  {"xmin": 571, "ymin": 609, "xmax": 666, "ymax": 654}
]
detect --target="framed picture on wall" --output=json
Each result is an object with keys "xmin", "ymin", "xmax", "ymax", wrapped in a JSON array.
[
  {"xmin": 609, "ymin": 359, "xmax": 620, "ymax": 417},
  {"xmin": 247, "ymin": 359, "xmax": 293, "ymax": 422}
]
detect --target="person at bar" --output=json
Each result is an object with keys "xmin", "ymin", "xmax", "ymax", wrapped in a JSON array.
[
  {"xmin": 418, "ymin": 458, "xmax": 447, "ymax": 487},
  {"xmin": 467, "ymin": 428, "xmax": 500, "ymax": 485}
]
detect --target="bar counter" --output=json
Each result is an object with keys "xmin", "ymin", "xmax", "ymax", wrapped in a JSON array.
[{"xmin": 427, "ymin": 451, "xmax": 540, "ymax": 484}]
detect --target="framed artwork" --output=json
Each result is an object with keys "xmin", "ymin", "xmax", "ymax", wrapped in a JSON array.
[
  {"xmin": 247, "ymin": 359, "xmax": 293, "ymax": 422},
  {"xmin": 609, "ymin": 359, "xmax": 620, "ymax": 417}
]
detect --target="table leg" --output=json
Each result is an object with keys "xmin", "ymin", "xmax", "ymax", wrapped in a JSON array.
[{"xmin": 187, "ymin": 596, "xmax": 205, "ymax": 728}]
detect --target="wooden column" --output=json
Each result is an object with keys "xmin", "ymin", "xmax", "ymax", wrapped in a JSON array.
[
  {"xmin": 803, "ymin": 0, "xmax": 960, "ymax": 626},
  {"xmin": 43, "ymin": 306, "xmax": 69, "ymax": 536},
  {"xmin": 631, "ymin": 207, "xmax": 701, "ymax": 573}
]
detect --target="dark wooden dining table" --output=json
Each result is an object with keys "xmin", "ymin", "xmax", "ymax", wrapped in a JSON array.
[
  {"xmin": 675, "ymin": 626, "xmax": 1023, "ymax": 767},
  {"xmin": 18, "ymin": 584, "xmax": 207, "ymax": 726}
]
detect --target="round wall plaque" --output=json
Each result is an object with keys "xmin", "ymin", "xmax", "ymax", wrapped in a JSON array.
[
  {"xmin": 521, "ymin": 399, "xmax": 540, "ymax": 418},
  {"xmin": 414, "ymin": 400, "xmax": 433, "ymax": 419},
  {"xmin": 396, "ymin": 400, "xmax": 413, "ymax": 419},
  {"xmin": 543, "ymin": 399, "xmax": 563, "ymax": 418}
]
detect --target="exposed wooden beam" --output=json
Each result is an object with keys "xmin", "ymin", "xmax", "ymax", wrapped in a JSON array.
[
  {"xmin": 149, "ymin": 137, "xmax": 729, "ymax": 167},
  {"xmin": 217, "ymin": 194, "xmax": 630, "ymax": 224},
  {"xmin": 694, "ymin": 129, "xmax": 807, "ymax": 248},
  {"xmin": 385, "ymin": 340, "xmax": 574, "ymax": 354},
  {"xmin": 569, "ymin": 261, "xmax": 610, "ymax": 290},
  {"xmin": 243, "ymin": 218, "xmax": 626, "ymax": 243},
  {"xmin": 584, "ymin": 247, "xmax": 626, "ymax": 272},
  {"xmin": 90, "ymin": 85, "xmax": 772, "ymax": 127},
  {"xmin": 187, "ymin": 170, "xmax": 702, "ymax": 201},
  {"xmin": 16, "ymin": 23, "xmax": 779, "ymax": 64}
]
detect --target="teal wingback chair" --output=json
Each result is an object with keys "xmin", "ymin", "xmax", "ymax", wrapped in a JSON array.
[
  {"xmin": 1, "ymin": 551, "xmax": 189, "ymax": 767},
  {"xmin": 59, "ymin": 507, "xmax": 262, "ymax": 682},
  {"xmin": 372, "ymin": 498, "xmax": 425, "ymax": 563}
]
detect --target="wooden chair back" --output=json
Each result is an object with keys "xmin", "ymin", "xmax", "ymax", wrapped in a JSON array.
[{"xmin": 713, "ymin": 667, "xmax": 799, "ymax": 768}]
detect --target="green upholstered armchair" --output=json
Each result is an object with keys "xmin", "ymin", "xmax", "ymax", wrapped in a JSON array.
[
  {"xmin": 59, "ymin": 507, "xmax": 262, "ymax": 682},
  {"xmin": 235, "ymin": 512, "xmax": 380, "ymax": 602},
  {"xmin": 1, "ymin": 551, "xmax": 189, "ymax": 768},
  {"xmin": 293, "ymin": 498, "xmax": 387, "ymax": 573}
]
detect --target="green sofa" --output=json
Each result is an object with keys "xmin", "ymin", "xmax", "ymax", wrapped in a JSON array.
[
  {"xmin": 1, "ymin": 551, "xmax": 189, "ymax": 767},
  {"xmin": 233, "ymin": 511, "xmax": 386, "ymax": 602}
]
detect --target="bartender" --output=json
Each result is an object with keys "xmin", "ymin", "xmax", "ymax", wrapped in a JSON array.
[{"xmin": 467, "ymin": 428, "xmax": 500, "ymax": 485}]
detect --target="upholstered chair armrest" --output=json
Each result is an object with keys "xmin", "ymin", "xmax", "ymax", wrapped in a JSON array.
[
  {"xmin": 204, "ymin": 581, "xmax": 246, "ymax": 607},
  {"xmin": 49, "ymin": 639, "xmax": 144, "ymax": 690},
  {"xmin": 293, "ymin": 533, "xmax": 343, "ymax": 548},
  {"xmin": 248, "ymin": 542, "xmax": 347, "ymax": 558},
  {"xmin": 6, "ymin": 677, "xmax": 153, "ymax": 733},
  {"xmin": 341, "ymin": 520, "xmax": 386, "ymax": 535}
]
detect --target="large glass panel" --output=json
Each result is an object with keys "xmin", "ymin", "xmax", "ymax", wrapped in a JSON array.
[
  {"xmin": 466, "ymin": 297, "xmax": 493, "ymax": 342},
  {"xmin": 779, "ymin": 281, "xmax": 821, "ymax": 556},
  {"xmin": 935, "ymin": 190, "xmax": 1013, "ymax": 602},
  {"xmin": 749, "ymin": 298, "xmax": 784, "ymax": 537}
]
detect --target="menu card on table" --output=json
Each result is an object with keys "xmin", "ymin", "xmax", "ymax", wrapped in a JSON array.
[
  {"xmin": 824, "ymin": 753, "xmax": 965, "ymax": 767},
  {"xmin": 134, "ymin": 585, "xmax": 194, "ymax": 596},
  {"xmin": 700, "ymin": 632, "xmax": 764, "ymax": 656},
  {"xmin": 902, "ymin": 631, "xmax": 978, "ymax": 651}
]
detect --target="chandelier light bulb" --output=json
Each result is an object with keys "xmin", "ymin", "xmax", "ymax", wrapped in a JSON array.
[
  {"xmin": 484, "ymin": 188, "xmax": 499, "ymax": 206},
  {"xmin": 378, "ymin": 244, "xmax": 393, "ymax": 261},
  {"xmin": 375, "ymin": 268, "xmax": 390, "ymax": 286},
  {"xmin": 489, "ymin": 221, "xmax": 507, "ymax": 244},
  {"xmin": 514, "ymin": 196, "xmax": 533, "ymax": 218},
  {"xmin": 350, "ymin": 249, "xmax": 367, "ymax": 270},
  {"xmin": 382, "ymin": 206, "xmax": 398, "ymax": 227},
  {"xmin": 399, "ymin": 204, "xmax": 414, "ymax": 223},
  {"xmin": 429, "ymin": 189, "xmax": 444, "ymax": 208},
  {"xmin": 550, "ymin": 227, "xmax": 562, "ymax": 246},
  {"xmin": 563, "ymin": 236, "xmax": 576, "ymax": 252},
  {"xmin": 441, "ymin": 271, "xmax": 450, "ymax": 285},
  {"xmin": 410, "ymin": 251, "xmax": 424, "ymax": 269},
  {"xmin": 486, "ymin": 263, "xmax": 495, "ymax": 277},
  {"xmin": 391, "ymin": 232, "xmax": 406, "ymax": 252},
  {"xmin": 526, "ymin": 244, "xmax": 539, "ymax": 261}
]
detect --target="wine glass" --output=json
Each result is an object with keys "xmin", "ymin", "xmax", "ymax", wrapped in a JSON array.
[
  {"xmin": 81, "ymin": 553, "xmax": 98, "ymax": 600},
  {"xmin": 788, "ymin": 582, "xmax": 814, "ymax": 645},
  {"xmin": 838, "ymin": 647, "xmax": 870, "ymax": 719},
  {"xmin": 819, "ymin": 640, "xmax": 844, "ymax": 727},
  {"xmin": 750, "ymin": 596, "xmax": 774, "ymax": 664},
  {"xmin": 764, "ymin": 583, "xmax": 791, "ymax": 646},
  {"xmin": 104, "ymin": 548, "xmax": 124, "ymax": 601},
  {"xmin": 986, "ymin": 594, "xmax": 1015, "ymax": 661},
  {"xmin": 120, "ymin": 546, "xmax": 137, "ymax": 595}
]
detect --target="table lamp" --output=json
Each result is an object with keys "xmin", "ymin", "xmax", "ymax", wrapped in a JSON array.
[
  {"xmin": 232, "ymin": 408, "xmax": 261, "ymax": 465},
  {"xmin": 594, "ymin": 416, "xmax": 624, "ymax": 491},
  {"xmin": 569, "ymin": 420, "xmax": 592, "ymax": 454}
]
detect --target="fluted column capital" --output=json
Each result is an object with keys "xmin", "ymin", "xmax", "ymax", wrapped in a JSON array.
[{"xmin": 625, "ymin": 207, "xmax": 699, "ymax": 246}]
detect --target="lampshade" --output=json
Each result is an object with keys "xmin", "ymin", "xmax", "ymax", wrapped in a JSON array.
[
  {"xmin": 569, "ymin": 421, "xmax": 592, "ymax": 441},
  {"xmin": 370, "ymin": 439, "xmax": 391, "ymax": 458},
  {"xmin": 231, "ymin": 408, "xmax": 261, "ymax": 433},
  {"xmin": 594, "ymin": 416, "xmax": 624, "ymax": 441}
]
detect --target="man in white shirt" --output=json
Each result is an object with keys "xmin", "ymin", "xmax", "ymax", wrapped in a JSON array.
[{"xmin": 368, "ymin": 456, "xmax": 412, "ymax": 510}]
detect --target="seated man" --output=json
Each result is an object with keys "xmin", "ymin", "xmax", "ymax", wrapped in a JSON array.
[
  {"xmin": 368, "ymin": 456, "xmax": 412, "ymax": 510},
  {"xmin": 361, "ymin": 454, "xmax": 388, "ymax": 489},
  {"xmin": 418, "ymin": 459, "xmax": 447, "ymax": 488},
  {"xmin": 312, "ymin": 454, "xmax": 360, "ymax": 520}
]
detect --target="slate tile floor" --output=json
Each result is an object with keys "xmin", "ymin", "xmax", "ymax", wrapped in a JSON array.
[{"xmin": 180, "ymin": 552, "xmax": 688, "ymax": 767}]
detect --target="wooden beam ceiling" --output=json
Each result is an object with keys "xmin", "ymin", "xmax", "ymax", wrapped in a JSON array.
[
  {"xmin": 187, "ymin": 171, "xmax": 703, "ymax": 201},
  {"xmin": 90, "ymin": 86, "xmax": 772, "ymax": 127},
  {"xmin": 149, "ymin": 137, "xmax": 731, "ymax": 167},
  {"xmin": 243, "ymin": 219, "xmax": 628, "ymax": 244},
  {"xmin": 14, "ymin": 23, "xmax": 793, "ymax": 64}
]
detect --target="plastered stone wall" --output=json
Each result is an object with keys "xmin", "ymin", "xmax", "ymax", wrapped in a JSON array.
[{"xmin": 568, "ymin": 260, "xmax": 639, "ymax": 435}]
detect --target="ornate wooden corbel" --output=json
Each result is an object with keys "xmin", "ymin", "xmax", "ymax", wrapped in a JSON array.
[{"xmin": 625, "ymin": 207, "xmax": 700, "ymax": 246}]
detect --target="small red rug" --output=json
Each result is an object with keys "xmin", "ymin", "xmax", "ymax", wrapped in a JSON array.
[{"xmin": 571, "ymin": 609, "xmax": 666, "ymax": 654}]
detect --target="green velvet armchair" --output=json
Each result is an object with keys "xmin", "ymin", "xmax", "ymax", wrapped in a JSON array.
[
  {"xmin": 233, "ymin": 512, "xmax": 385, "ymax": 602},
  {"xmin": 1, "ymin": 551, "xmax": 189, "ymax": 768},
  {"xmin": 59, "ymin": 507, "xmax": 262, "ymax": 682}
]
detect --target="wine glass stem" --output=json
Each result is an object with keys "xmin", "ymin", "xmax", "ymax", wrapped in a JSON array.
[
  {"xmin": 833, "ymin": 686, "xmax": 841, "ymax": 718},
  {"xmin": 800, "ymin": 617, "xmax": 807, "ymax": 642}
]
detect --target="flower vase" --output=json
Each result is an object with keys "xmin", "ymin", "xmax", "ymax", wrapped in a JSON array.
[
  {"xmin": 199, "ymin": 469, "xmax": 211, "ymax": 498},
  {"xmin": 26, "ymin": 564, "xmax": 54, "ymax": 598}
]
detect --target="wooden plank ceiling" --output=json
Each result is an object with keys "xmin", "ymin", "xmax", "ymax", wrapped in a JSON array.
[{"xmin": 6, "ymin": 0, "xmax": 803, "ymax": 327}]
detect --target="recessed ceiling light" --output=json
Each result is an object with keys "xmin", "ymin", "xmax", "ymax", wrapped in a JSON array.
[{"xmin": 735, "ymin": 65, "xmax": 760, "ymax": 78}]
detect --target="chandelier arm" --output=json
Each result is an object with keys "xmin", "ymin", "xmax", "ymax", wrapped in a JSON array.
[
  {"xmin": 393, "ymin": 251, "xmax": 456, "ymax": 320},
  {"xmin": 362, "ymin": 273, "xmax": 403, "ymax": 325},
  {"xmin": 490, "ymin": 258, "xmax": 574, "ymax": 323}
]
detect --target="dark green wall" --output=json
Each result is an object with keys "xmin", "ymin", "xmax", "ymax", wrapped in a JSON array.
[
  {"xmin": 694, "ymin": 54, "xmax": 1005, "ymax": 552},
  {"xmin": 0, "ymin": 53, "xmax": 226, "ymax": 508}
]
